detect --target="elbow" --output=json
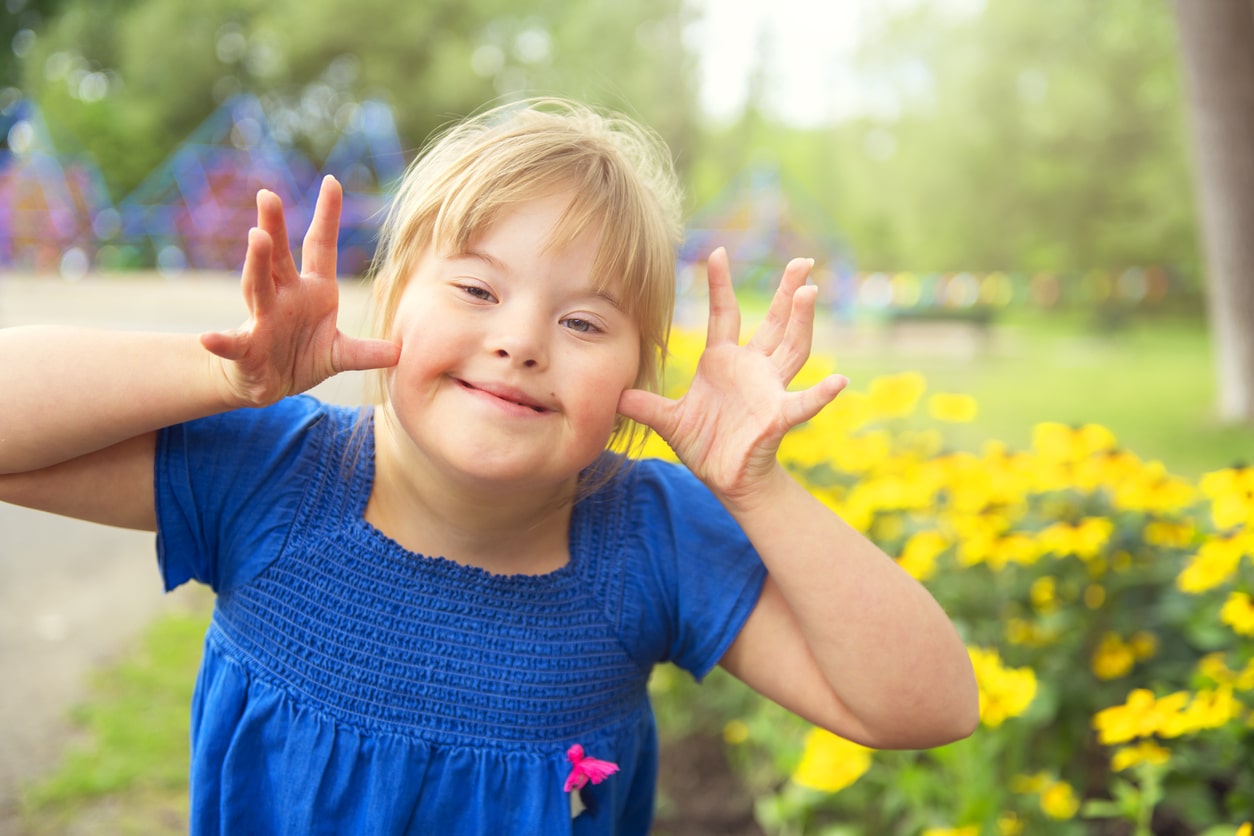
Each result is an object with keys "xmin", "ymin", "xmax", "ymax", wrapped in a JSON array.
[
  {"xmin": 867, "ymin": 710, "xmax": 978, "ymax": 751},
  {"xmin": 935, "ymin": 695, "xmax": 981, "ymax": 747},
  {"xmin": 914, "ymin": 665, "xmax": 981, "ymax": 748},
  {"xmin": 925, "ymin": 673, "xmax": 982, "ymax": 748},
  {"xmin": 867, "ymin": 672, "xmax": 982, "ymax": 751},
  {"xmin": 871, "ymin": 713, "xmax": 978, "ymax": 751}
]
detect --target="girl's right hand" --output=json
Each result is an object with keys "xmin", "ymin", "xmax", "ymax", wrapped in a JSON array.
[{"xmin": 200, "ymin": 176, "xmax": 400, "ymax": 407}]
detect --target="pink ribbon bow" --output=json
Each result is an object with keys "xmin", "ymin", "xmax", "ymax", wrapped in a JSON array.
[{"xmin": 563, "ymin": 744, "xmax": 619, "ymax": 792}]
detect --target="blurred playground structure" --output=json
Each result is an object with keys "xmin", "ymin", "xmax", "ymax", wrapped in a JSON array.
[
  {"xmin": 1, "ymin": 95, "xmax": 1192, "ymax": 323},
  {"xmin": 0, "ymin": 94, "xmax": 404, "ymax": 278}
]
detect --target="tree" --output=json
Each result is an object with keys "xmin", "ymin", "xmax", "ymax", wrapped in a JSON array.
[
  {"xmin": 17, "ymin": 0, "xmax": 700, "ymax": 198},
  {"xmin": 1171, "ymin": 0, "xmax": 1254, "ymax": 424},
  {"xmin": 0, "ymin": 0, "xmax": 67, "ymax": 88},
  {"xmin": 773, "ymin": 0, "xmax": 1198, "ymax": 275}
]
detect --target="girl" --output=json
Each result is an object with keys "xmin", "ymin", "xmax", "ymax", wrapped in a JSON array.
[{"xmin": 0, "ymin": 98, "xmax": 977, "ymax": 834}]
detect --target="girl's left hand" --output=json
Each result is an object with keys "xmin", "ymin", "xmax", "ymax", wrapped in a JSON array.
[{"xmin": 617, "ymin": 247, "xmax": 847, "ymax": 507}]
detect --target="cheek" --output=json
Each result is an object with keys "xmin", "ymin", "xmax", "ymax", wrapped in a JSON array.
[
  {"xmin": 385, "ymin": 324, "xmax": 457, "ymax": 411},
  {"xmin": 572, "ymin": 355, "xmax": 638, "ymax": 426}
]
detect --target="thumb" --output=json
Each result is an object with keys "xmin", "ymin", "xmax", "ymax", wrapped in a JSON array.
[
  {"xmin": 785, "ymin": 374, "xmax": 849, "ymax": 427},
  {"xmin": 617, "ymin": 388, "xmax": 674, "ymax": 434},
  {"xmin": 333, "ymin": 336, "xmax": 401, "ymax": 373},
  {"xmin": 199, "ymin": 328, "xmax": 248, "ymax": 361}
]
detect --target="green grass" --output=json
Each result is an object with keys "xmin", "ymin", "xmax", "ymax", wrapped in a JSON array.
[
  {"xmin": 20, "ymin": 607, "xmax": 209, "ymax": 834},
  {"xmin": 823, "ymin": 311, "xmax": 1252, "ymax": 478}
]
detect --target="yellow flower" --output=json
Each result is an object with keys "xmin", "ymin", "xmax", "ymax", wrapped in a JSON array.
[
  {"xmin": 1006, "ymin": 618, "xmax": 1058, "ymax": 648},
  {"xmin": 1038, "ymin": 518, "xmax": 1114, "ymax": 561},
  {"xmin": 1211, "ymin": 491, "xmax": 1254, "ymax": 531},
  {"xmin": 1030, "ymin": 576, "xmax": 1058, "ymax": 614},
  {"xmin": 723, "ymin": 719, "xmax": 750, "ymax": 746},
  {"xmin": 987, "ymin": 533, "xmax": 1039, "ymax": 570},
  {"xmin": 1040, "ymin": 779, "xmax": 1080, "ymax": 820},
  {"xmin": 829, "ymin": 429, "xmax": 892, "ymax": 474},
  {"xmin": 813, "ymin": 388, "xmax": 873, "ymax": 435},
  {"xmin": 632, "ymin": 429, "xmax": 680, "ymax": 462},
  {"xmin": 1177, "ymin": 536, "xmax": 1245, "ymax": 594},
  {"xmin": 922, "ymin": 828, "xmax": 979, "ymax": 836},
  {"xmin": 648, "ymin": 664, "xmax": 677, "ymax": 694},
  {"xmin": 1239, "ymin": 660, "xmax": 1254, "ymax": 691},
  {"xmin": 1221, "ymin": 592, "xmax": 1254, "ymax": 637},
  {"xmin": 778, "ymin": 425, "xmax": 835, "ymax": 470},
  {"xmin": 969, "ymin": 647, "xmax": 1038, "ymax": 727},
  {"xmin": 896, "ymin": 530, "xmax": 949, "ymax": 581},
  {"xmin": 1236, "ymin": 823, "xmax": 1251, "ymax": 836},
  {"xmin": 1011, "ymin": 772, "xmax": 1048, "ymax": 794},
  {"xmin": 1203, "ymin": 462, "xmax": 1254, "ymax": 494},
  {"xmin": 1144, "ymin": 519, "xmax": 1196, "ymax": 548},
  {"xmin": 1093, "ymin": 689, "xmax": 1188, "ymax": 745},
  {"xmin": 1198, "ymin": 652, "xmax": 1235, "ymax": 686},
  {"xmin": 1200, "ymin": 465, "xmax": 1254, "ymax": 529},
  {"xmin": 1161, "ymin": 687, "xmax": 1242, "ymax": 737},
  {"xmin": 1092, "ymin": 632, "xmax": 1136, "ymax": 680},
  {"xmin": 1111, "ymin": 740, "xmax": 1171, "ymax": 771},
  {"xmin": 1072, "ymin": 449, "xmax": 1144, "ymax": 495},
  {"xmin": 1032, "ymin": 422, "xmax": 1117, "ymax": 464},
  {"xmin": 868, "ymin": 372, "xmax": 926, "ymax": 419},
  {"xmin": 1084, "ymin": 584, "xmax": 1107, "ymax": 610},
  {"xmin": 927, "ymin": 392, "xmax": 979, "ymax": 423},
  {"xmin": 1130, "ymin": 630, "xmax": 1159, "ymax": 661},
  {"xmin": 1112, "ymin": 461, "xmax": 1196, "ymax": 514},
  {"xmin": 898, "ymin": 428, "xmax": 944, "ymax": 458},
  {"xmin": 791, "ymin": 727, "xmax": 873, "ymax": 793},
  {"xmin": 997, "ymin": 812, "xmax": 1024, "ymax": 836},
  {"xmin": 792, "ymin": 356, "xmax": 841, "ymax": 391}
]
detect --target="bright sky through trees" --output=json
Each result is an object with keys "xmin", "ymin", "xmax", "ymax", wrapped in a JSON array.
[{"xmin": 685, "ymin": 0, "xmax": 984, "ymax": 125}]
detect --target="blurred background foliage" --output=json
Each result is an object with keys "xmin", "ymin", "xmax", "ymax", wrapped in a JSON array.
[
  {"xmin": 3, "ymin": 0, "xmax": 701, "ymax": 206},
  {"xmin": 2, "ymin": 0, "xmax": 1198, "ymax": 278}
]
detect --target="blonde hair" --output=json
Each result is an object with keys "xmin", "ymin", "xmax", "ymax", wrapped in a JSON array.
[{"xmin": 366, "ymin": 97, "xmax": 683, "ymax": 459}]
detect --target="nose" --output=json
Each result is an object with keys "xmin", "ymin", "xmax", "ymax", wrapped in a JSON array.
[{"xmin": 491, "ymin": 310, "xmax": 547, "ymax": 370}]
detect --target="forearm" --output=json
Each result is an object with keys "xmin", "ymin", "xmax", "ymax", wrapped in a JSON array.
[
  {"xmin": 0, "ymin": 326, "xmax": 236, "ymax": 473},
  {"xmin": 725, "ymin": 466, "xmax": 979, "ymax": 746}
]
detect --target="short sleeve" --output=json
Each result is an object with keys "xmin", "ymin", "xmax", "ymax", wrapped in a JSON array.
[
  {"xmin": 154, "ymin": 396, "xmax": 333, "ymax": 594},
  {"xmin": 619, "ymin": 459, "xmax": 767, "ymax": 681}
]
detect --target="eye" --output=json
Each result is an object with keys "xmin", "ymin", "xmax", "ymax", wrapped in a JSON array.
[
  {"xmin": 561, "ymin": 317, "xmax": 601, "ymax": 334},
  {"xmin": 458, "ymin": 283, "xmax": 496, "ymax": 303}
]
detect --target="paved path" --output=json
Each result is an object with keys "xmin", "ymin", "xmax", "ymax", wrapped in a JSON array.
[{"xmin": 0, "ymin": 273, "xmax": 375, "ymax": 826}]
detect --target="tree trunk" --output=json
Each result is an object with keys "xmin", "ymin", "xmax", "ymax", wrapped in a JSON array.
[{"xmin": 1171, "ymin": 0, "xmax": 1254, "ymax": 423}]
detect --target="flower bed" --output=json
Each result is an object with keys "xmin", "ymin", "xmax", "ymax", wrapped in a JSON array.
[{"xmin": 646, "ymin": 335, "xmax": 1253, "ymax": 835}]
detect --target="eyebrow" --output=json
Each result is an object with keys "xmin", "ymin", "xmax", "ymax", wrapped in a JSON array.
[
  {"xmin": 594, "ymin": 287, "xmax": 625, "ymax": 311},
  {"xmin": 452, "ymin": 248, "xmax": 501, "ymax": 269}
]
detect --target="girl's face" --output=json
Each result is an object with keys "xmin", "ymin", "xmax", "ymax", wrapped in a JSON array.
[{"xmin": 382, "ymin": 190, "xmax": 642, "ymax": 492}]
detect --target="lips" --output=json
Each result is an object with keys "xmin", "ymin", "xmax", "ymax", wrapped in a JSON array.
[{"xmin": 455, "ymin": 378, "xmax": 551, "ymax": 414}]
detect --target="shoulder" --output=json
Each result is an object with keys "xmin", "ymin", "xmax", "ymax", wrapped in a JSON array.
[
  {"xmin": 205, "ymin": 394, "xmax": 351, "ymax": 437},
  {"xmin": 154, "ymin": 396, "xmax": 365, "ymax": 592},
  {"xmin": 612, "ymin": 457, "xmax": 741, "ymax": 535},
  {"xmin": 161, "ymin": 396, "xmax": 360, "ymax": 461},
  {"xmin": 579, "ymin": 456, "xmax": 766, "ymax": 676}
]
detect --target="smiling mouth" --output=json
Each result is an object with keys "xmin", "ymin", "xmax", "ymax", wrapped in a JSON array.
[{"xmin": 457, "ymin": 379, "xmax": 549, "ymax": 413}]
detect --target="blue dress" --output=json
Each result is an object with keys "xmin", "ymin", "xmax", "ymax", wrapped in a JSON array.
[{"xmin": 155, "ymin": 396, "xmax": 767, "ymax": 834}]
